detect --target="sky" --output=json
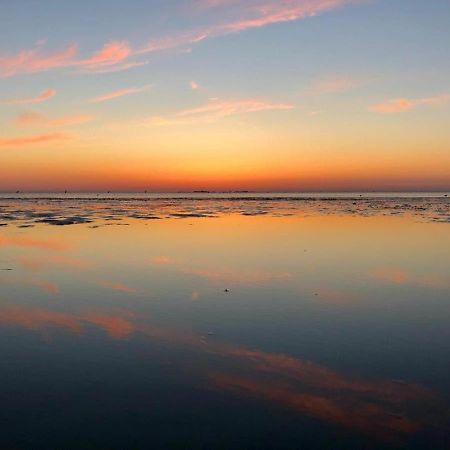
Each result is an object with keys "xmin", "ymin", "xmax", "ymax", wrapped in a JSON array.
[{"xmin": 0, "ymin": 0, "xmax": 449, "ymax": 192}]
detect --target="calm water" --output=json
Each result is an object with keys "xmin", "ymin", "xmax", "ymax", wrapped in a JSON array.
[{"xmin": 0, "ymin": 194, "xmax": 449, "ymax": 449}]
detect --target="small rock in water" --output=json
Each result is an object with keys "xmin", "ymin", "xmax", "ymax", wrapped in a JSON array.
[{"xmin": 224, "ymin": 288, "xmax": 230, "ymax": 293}]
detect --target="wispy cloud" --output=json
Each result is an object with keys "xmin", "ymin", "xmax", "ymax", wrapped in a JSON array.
[
  {"xmin": 178, "ymin": 99, "xmax": 294, "ymax": 117},
  {"xmin": 0, "ymin": 133, "xmax": 69, "ymax": 147},
  {"xmin": 77, "ymin": 41, "xmax": 131, "ymax": 69},
  {"xmin": 370, "ymin": 93, "xmax": 450, "ymax": 114},
  {"xmin": 147, "ymin": 98, "xmax": 294, "ymax": 126},
  {"xmin": 0, "ymin": 44, "xmax": 77, "ymax": 77},
  {"xmin": 138, "ymin": 0, "xmax": 354, "ymax": 54},
  {"xmin": 190, "ymin": 80, "xmax": 199, "ymax": 90},
  {"xmin": 15, "ymin": 111, "xmax": 94, "ymax": 127},
  {"xmin": 89, "ymin": 85, "xmax": 151, "ymax": 103},
  {"xmin": 0, "ymin": 40, "xmax": 147, "ymax": 77},
  {"xmin": 78, "ymin": 60, "xmax": 150, "ymax": 74},
  {"xmin": 195, "ymin": 0, "xmax": 242, "ymax": 8},
  {"xmin": 1, "ymin": 1, "xmax": 356, "ymax": 78},
  {"xmin": 307, "ymin": 75, "xmax": 363, "ymax": 95},
  {"xmin": 3, "ymin": 88, "xmax": 55, "ymax": 105}
]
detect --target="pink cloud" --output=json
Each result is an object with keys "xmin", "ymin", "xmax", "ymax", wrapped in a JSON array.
[
  {"xmin": 0, "ymin": 40, "xmax": 134, "ymax": 77},
  {"xmin": 1, "ymin": 1, "xmax": 356, "ymax": 78},
  {"xmin": 78, "ymin": 60, "xmax": 150, "ymax": 74},
  {"xmin": 148, "ymin": 98, "xmax": 294, "ymax": 126},
  {"xmin": 196, "ymin": 0, "xmax": 242, "ymax": 7},
  {"xmin": 370, "ymin": 98, "xmax": 414, "ymax": 114},
  {"xmin": 308, "ymin": 75, "xmax": 363, "ymax": 95},
  {"xmin": 77, "ymin": 41, "xmax": 131, "ymax": 68},
  {"xmin": 0, "ymin": 44, "xmax": 77, "ymax": 77},
  {"xmin": 371, "ymin": 93, "xmax": 450, "ymax": 114},
  {"xmin": 0, "ymin": 133, "xmax": 69, "ymax": 147},
  {"xmin": 178, "ymin": 99, "xmax": 294, "ymax": 117},
  {"xmin": 3, "ymin": 88, "xmax": 55, "ymax": 105},
  {"xmin": 218, "ymin": 0, "xmax": 351, "ymax": 34},
  {"xmin": 15, "ymin": 111, "xmax": 94, "ymax": 127},
  {"xmin": 89, "ymin": 85, "xmax": 151, "ymax": 103},
  {"xmin": 190, "ymin": 80, "xmax": 199, "ymax": 90},
  {"xmin": 138, "ymin": 0, "xmax": 353, "ymax": 54}
]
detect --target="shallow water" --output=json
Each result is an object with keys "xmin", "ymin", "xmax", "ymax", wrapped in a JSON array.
[{"xmin": 0, "ymin": 195, "xmax": 449, "ymax": 449}]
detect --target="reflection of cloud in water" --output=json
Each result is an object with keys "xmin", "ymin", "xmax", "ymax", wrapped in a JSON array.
[
  {"xmin": 0, "ymin": 274, "xmax": 60, "ymax": 294},
  {"xmin": 0, "ymin": 233, "xmax": 69, "ymax": 251},
  {"xmin": 82, "ymin": 311, "xmax": 137, "ymax": 338},
  {"xmin": 150, "ymin": 255, "xmax": 292, "ymax": 286},
  {"xmin": 0, "ymin": 304, "xmax": 446, "ymax": 441},
  {"xmin": 0, "ymin": 306, "xmax": 82, "ymax": 333},
  {"xmin": 312, "ymin": 288, "xmax": 360, "ymax": 305},
  {"xmin": 151, "ymin": 255, "xmax": 173, "ymax": 265},
  {"xmin": 183, "ymin": 267, "xmax": 292, "ymax": 285},
  {"xmin": 370, "ymin": 267, "xmax": 449, "ymax": 289},
  {"xmin": 18, "ymin": 254, "xmax": 91, "ymax": 272},
  {"xmin": 98, "ymin": 280, "xmax": 137, "ymax": 293},
  {"xmin": 0, "ymin": 306, "xmax": 135, "ymax": 338},
  {"xmin": 209, "ymin": 373, "xmax": 419, "ymax": 438}
]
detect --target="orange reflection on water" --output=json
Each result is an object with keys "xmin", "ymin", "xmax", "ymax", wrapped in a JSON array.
[
  {"xmin": 0, "ymin": 306, "xmax": 82, "ymax": 334},
  {"xmin": 0, "ymin": 233, "xmax": 70, "ymax": 251},
  {"xmin": 0, "ymin": 303, "xmax": 446, "ymax": 440},
  {"xmin": 82, "ymin": 311, "xmax": 137, "ymax": 339},
  {"xmin": 370, "ymin": 267, "xmax": 449, "ymax": 288},
  {"xmin": 209, "ymin": 373, "xmax": 419, "ymax": 439},
  {"xmin": 18, "ymin": 255, "xmax": 91, "ymax": 272},
  {"xmin": 98, "ymin": 280, "xmax": 137, "ymax": 293},
  {"xmin": 150, "ymin": 255, "xmax": 292, "ymax": 286},
  {"xmin": 0, "ymin": 274, "xmax": 60, "ymax": 295}
]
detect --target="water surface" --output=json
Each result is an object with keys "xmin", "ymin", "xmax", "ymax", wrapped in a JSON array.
[{"xmin": 0, "ymin": 194, "xmax": 449, "ymax": 449}]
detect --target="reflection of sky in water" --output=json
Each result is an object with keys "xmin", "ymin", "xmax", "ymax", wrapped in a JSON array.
[{"xmin": 0, "ymin": 198, "xmax": 449, "ymax": 449}]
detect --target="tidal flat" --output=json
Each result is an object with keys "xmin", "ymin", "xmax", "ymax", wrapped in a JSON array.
[{"xmin": 0, "ymin": 194, "xmax": 449, "ymax": 449}]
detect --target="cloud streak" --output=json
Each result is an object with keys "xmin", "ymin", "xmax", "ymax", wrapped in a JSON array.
[
  {"xmin": 139, "ymin": 0, "xmax": 353, "ymax": 54},
  {"xmin": 1, "ymin": 1, "xmax": 355, "ymax": 77},
  {"xmin": 15, "ymin": 111, "xmax": 94, "ymax": 127},
  {"xmin": 3, "ymin": 88, "xmax": 56, "ymax": 105},
  {"xmin": 89, "ymin": 85, "xmax": 151, "ymax": 103},
  {"xmin": 0, "ymin": 133, "xmax": 69, "ymax": 147},
  {"xmin": 371, "ymin": 93, "xmax": 450, "ymax": 114},
  {"xmin": 307, "ymin": 75, "xmax": 363, "ymax": 95},
  {"xmin": 0, "ymin": 44, "xmax": 77, "ymax": 77},
  {"xmin": 77, "ymin": 41, "xmax": 131, "ymax": 68},
  {"xmin": 147, "ymin": 98, "xmax": 294, "ymax": 126}
]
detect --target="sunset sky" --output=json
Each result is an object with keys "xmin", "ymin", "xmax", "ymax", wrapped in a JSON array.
[{"xmin": 1, "ymin": 0, "xmax": 449, "ymax": 191}]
